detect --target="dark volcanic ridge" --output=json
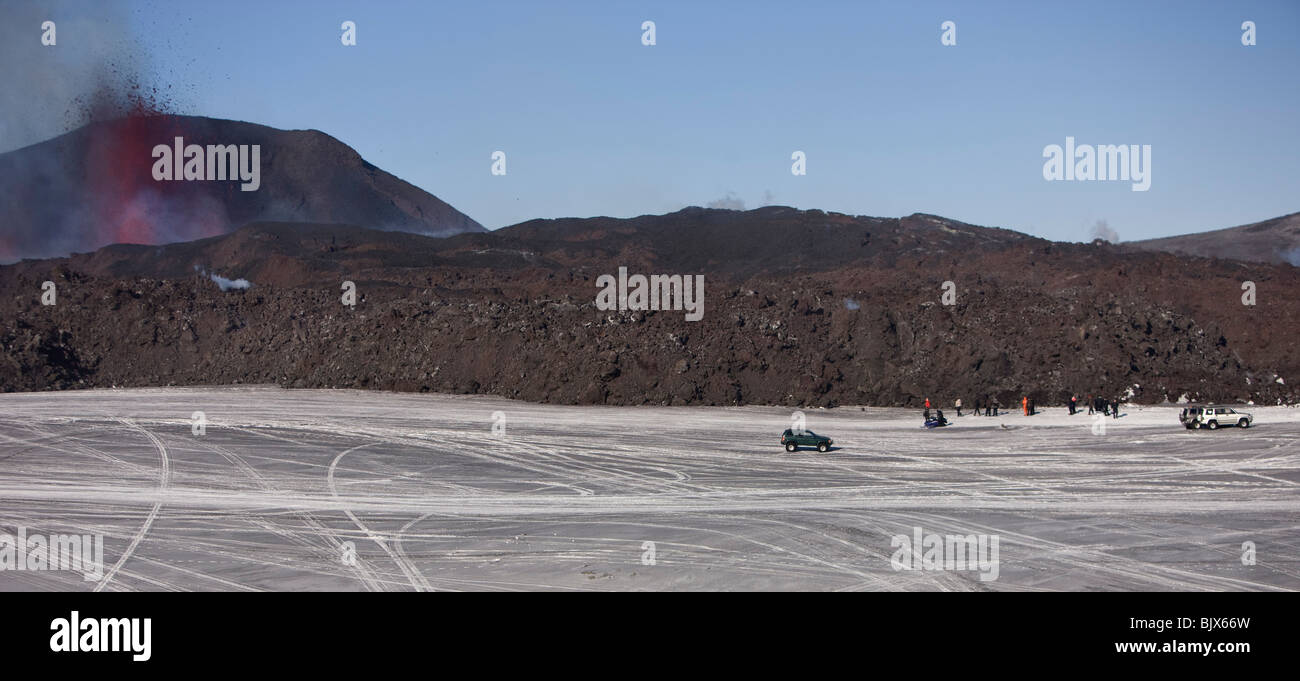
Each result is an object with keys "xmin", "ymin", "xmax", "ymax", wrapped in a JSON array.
[
  {"xmin": 0, "ymin": 115, "xmax": 484, "ymax": 262},
  {"xmin": 3, "ymin": 208, "xmax": 1297, "ymax": 407}
]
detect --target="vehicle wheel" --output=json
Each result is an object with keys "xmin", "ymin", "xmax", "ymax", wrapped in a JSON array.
[
  {"xmin": 1184, "ymin": 424, "xmax": 1194, "ymax": 430},
  {"xmin": 1239, "ymin": 419, "xmax": 1249, "ymax": 428},
  {"xmin": 817, "ymin": 443, "xmax": 829, "ymax": 453},
  {"xmin": 785, "ymin": 443, "xmax": 796, "ymax": 452},
  {"xmin": 1207, "ymin": 421, "xmax": 1218, "ymax": 430}
]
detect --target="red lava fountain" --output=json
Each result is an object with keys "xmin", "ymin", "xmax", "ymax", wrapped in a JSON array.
[{"xmin": 73, "ymin": 83, "xmax": 224, "ymax": 249}]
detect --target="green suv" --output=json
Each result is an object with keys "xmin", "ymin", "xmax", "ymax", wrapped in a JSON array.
[{"xmin": 781, "ymin": 429, "xmax": 833, "ymax": 452}]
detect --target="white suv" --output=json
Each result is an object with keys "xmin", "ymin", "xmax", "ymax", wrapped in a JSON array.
[{"xmin": 1180, "ymin": 405, "xmax": 1253, "ymax": 430}]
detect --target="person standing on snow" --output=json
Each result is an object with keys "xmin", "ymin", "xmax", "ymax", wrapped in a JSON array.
[
  {"xmin": 956, "ymin": 398, "xmax": 963, "ymax": 417},
  {"xmin": 1069, "ymin": 395, "xmax": 1077, "ymax": 415},
  {"xmin": 1022, "ymin": 396, "xmax": 1029, "ymax": 416}
]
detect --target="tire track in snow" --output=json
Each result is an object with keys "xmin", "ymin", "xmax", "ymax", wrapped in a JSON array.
[
  {"xmin": 328, "ymin": 442, "xmax": 428, "ymax": 592},
  {"xmin": 94, "ymin": 419, "xmax": 169, "ymax": 592}
]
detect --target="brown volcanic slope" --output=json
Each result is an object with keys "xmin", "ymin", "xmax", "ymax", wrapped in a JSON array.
[
  {"xmin": 1127, "ymin": 212, "xmax": 1300, "ymax": 265},
  {"xmin": 0, "ymin": 115, "xmax": 484, "ymax": 262},
  {"xmin": 2, "ymin": 207, "xmax": 1297, "ymax": 407}
]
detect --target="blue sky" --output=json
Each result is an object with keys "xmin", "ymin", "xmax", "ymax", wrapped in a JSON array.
[{"xmin": 11, "ymin": 0, "xmax": 1300, "ymax": 241}]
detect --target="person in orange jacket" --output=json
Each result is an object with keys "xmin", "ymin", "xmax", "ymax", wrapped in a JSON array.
[
  {"xmin": 924, "ymin": 397, "xmax": 931, "ymax": 409},
  {"xmin": 1022, "ymin": 395, "xmax": 1029, "ymax": 416}
]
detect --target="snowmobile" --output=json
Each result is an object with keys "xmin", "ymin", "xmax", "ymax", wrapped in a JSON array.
[{"xmin": 923, "ymin": 410, "xmax": 949, "ymax": 428}]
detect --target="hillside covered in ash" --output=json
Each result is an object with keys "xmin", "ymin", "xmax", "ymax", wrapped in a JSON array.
[
  {"xmin": 1126, "ymin": 212, "xmax": 1300, "ymax": 266},
  {"xmin": 2, "ymin": 207, "xmax": 1297, "ymax": 407}
]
